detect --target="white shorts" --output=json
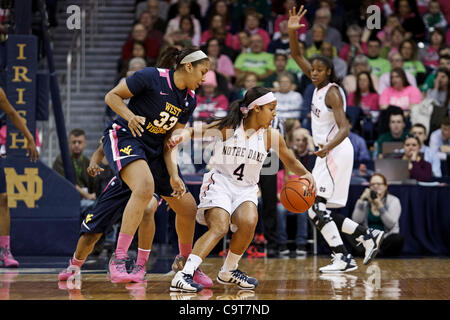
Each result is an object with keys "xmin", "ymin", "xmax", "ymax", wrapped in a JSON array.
[
  {"xmin": 313, "ymin": 138, "xmax": 354, "ymax": 208},
  {"xmin": 196, "ymin": 169, "xmax": 259, "ymax": 232}
]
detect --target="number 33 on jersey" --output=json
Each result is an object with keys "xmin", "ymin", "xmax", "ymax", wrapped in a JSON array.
[{"xmin": 117, "ymin": 67, "xmax": 197, "ymax": 148}]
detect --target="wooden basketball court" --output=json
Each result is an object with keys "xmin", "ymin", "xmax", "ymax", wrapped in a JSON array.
[{"xmin": 1, "ymin": 256, "xmax": 449, "ymax": 300}]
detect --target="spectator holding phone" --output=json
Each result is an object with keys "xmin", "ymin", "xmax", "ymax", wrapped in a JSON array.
[{"xmin": 349, "ymin": 173, "xmax": 404, "ymax": 257}]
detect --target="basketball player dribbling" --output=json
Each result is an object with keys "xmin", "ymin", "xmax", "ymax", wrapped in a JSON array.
[
  {"xmin": 166, "ymin": 87, "xmax": 316, "ymax": 292},
  {"xmin": 288, "ymin": 6, "xmax": 384, "ymax": 273}
]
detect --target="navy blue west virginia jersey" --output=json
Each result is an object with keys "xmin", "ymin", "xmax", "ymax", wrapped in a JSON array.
[
  {"xmin": 102, "ymin": 67, "xmax": 194, "ymax": 195},
  {"xmin": 115, "ymin": 67, "xmax": 196, "ymax": 156}
]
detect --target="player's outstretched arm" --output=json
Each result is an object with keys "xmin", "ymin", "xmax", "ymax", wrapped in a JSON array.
[
  {"xmin": 0, "ymin": 88, "xmax": 38, "ymax": 162},
  {"xmin": 268, "ymin": 128, "xmax": 316, "ymax": 194},
  {"xmin": 288, "ymin": 6, "xmax": 312, "ymax": 79},
  {"xmin": 165, "ymin": 120, "xmax": 224, "ymax": 150}
]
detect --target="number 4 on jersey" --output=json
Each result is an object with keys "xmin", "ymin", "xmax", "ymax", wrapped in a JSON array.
[{"xmin": 233, "ymin": 164, "xmax": 245, "ymax": 181}]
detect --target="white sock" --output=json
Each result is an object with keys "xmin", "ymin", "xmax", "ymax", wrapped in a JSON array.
[
  {"xmin": 342, "ymin": 218, "xmax": 358, "ymax": 235},
  {"xmin": 320, "ymin": 221, "xmax": 344, "ymax": 247},
  {"xmin": 182, "ymin": 254, "xmax": 202, "ymax": 275},
  {"xmin": 222, "ymin": 250, "xmax": 242, "ymax": 272}
]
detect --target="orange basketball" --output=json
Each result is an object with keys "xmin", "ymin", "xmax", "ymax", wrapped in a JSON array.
[{"xmin": 280, "ymin": 178, "xmax": 315, "ymax": 213}]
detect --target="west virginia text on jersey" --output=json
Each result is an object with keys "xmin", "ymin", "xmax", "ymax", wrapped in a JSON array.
[{"xmin": 114, "ymin": 67, "xmax": 196, "ymax": 151}]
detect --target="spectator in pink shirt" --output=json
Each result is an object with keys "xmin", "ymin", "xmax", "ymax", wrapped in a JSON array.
[
  {"xmin": 339, "ymin": 24, "xmax": 368, "ymax": 66},
  {"xmin": 243, "ymin": 11, "xmax": 271, "ymax": 51},
  {"xmin": 348, "ymin": 71, "xmax": 380, "ymax": 120},
  {"xmin": 205, "ymin": 37, "xmax": 235, "ymax": 82},
  {"xmin": 380, "ymin": 67, "xmax": 423, "ymax": 115},
  {"xmin": 200, "ymin": 14, "xmax": 239, "ymax": 51},
  {"xmin": 194, "ymin": 71, "xmax": 229, "ymax": 122}
]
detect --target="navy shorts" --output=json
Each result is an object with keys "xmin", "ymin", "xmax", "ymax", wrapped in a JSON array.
[
  {"xmin": 102, "ymin": 123, "xmax": 188, "ymax": 198},
  {"xmin": 80, "ymin": 176, "xmax": 160, "ymax": 234},
  {"xmin": 0, "ymin": 157, "xmax": 6, "ymax": 194}
]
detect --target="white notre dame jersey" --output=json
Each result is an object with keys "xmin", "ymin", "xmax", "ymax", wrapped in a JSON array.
[
  {"xmin": 208, "ymin": 121, "xmax": 268, "ymax": 186},
  {"xmin": 310, "ymin": 82, "xmax": 354, "ymax": 208},
  {"xmin": 311, "ymin": 82, "xmax": 347, "ymax": 146}
]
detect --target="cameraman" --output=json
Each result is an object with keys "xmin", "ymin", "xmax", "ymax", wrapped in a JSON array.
[{"xmin": 349, "ymin": 173, "xmax": 404, "ymax": 257}]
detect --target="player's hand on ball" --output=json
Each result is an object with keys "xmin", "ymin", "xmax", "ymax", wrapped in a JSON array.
[
  {"xmin": 128, "ymin": 115, "xmax": 146, "ymax": 137},
  {"xmin": 170, "ymin": 175, "xmax": 186, "ymax": 199},
  {"xmin": 314, "ymin": 144, "xmax": 329, "ymax": 158},
  {"xmin": 300, "ymin": 172, "xmax": 316, "ymax": 195},
  {"xmin": 87, "ymin": 163, "xmax": 104, "ymax": 177}
]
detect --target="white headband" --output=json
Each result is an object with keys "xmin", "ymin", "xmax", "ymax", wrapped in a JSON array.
[
  {"xmin": 180, "ymin": 50, "xmax": 208, "ymax": 64},
  {"xmin": 241, "ymin": 92, "xmax": 276, "ymax": 116}
]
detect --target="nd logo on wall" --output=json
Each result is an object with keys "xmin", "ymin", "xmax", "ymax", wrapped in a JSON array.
[{"xmin": 5, "ymin": 167, "xmax": 43, "ymax": 208}]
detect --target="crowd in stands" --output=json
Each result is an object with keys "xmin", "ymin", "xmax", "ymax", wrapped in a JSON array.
[
  {"xmin": 107, "ymin": 0, "xmax": 450, "ymax": 182},
  {"xmin": 104, "ymin": 0, "xmax": 450, "ymax": 258}
]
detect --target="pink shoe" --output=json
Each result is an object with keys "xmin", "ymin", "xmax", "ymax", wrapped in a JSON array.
[
  {"xmin": 58, "ymin": 261, "xmax": 81, "ymax": 281},
  {"xmin": 171, "ymin": 254, "xmax": 213, "ymax": 288},
  {"xmin": 194, "ymin": 268, "xmax": 213, "ymax": 288},
  {"xmin": 107, "ymin": 253, "xmax": 131, "ymax": 283},
  {"xmin": 129, "ymin": 264, "xmax": 146, "ymax": 283},
  {"xmin": 0, "ymin": 246, "xmax": 19, "ymax": 268}
]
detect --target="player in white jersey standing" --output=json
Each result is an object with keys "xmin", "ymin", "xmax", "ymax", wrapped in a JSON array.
[
  {"xmin": 288, "ymin": 6, "xmax": 384, "ymax": 273},
  {"xmin": 166, "ymin": 87, "xmax": 316, "ymax": 292}
]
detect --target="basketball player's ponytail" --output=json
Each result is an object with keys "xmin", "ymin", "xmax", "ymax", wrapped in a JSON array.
[
  {"xmin": 217, "ymin": 98, "xmax": 245, "ymax": 130},
  {"xmin": 216, "ymin": 87, "xmax": 271, "ymax": 130},
  {"xmin": 157, "ymin": 46, "xmax": 181, "ymax": 69}
]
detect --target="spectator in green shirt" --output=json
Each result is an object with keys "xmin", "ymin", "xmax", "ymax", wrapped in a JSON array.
[
  {"xmin": 399, "ymin": 39, "xmax": 426, "ymax": 85},
  {"xmin": 374, "ymin": 112, "xmax": 409, "ymax": 158},
  {"xmin": 234, "ymin": 33, "xmax": 275, "ymax": 84},
  {"xmin": 366, "ymin": 38, "xmax": 391, "ymax": 78},
  {"xmin": 53, "ymin": 128, "xmax": 96, "ymax": 212}
]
